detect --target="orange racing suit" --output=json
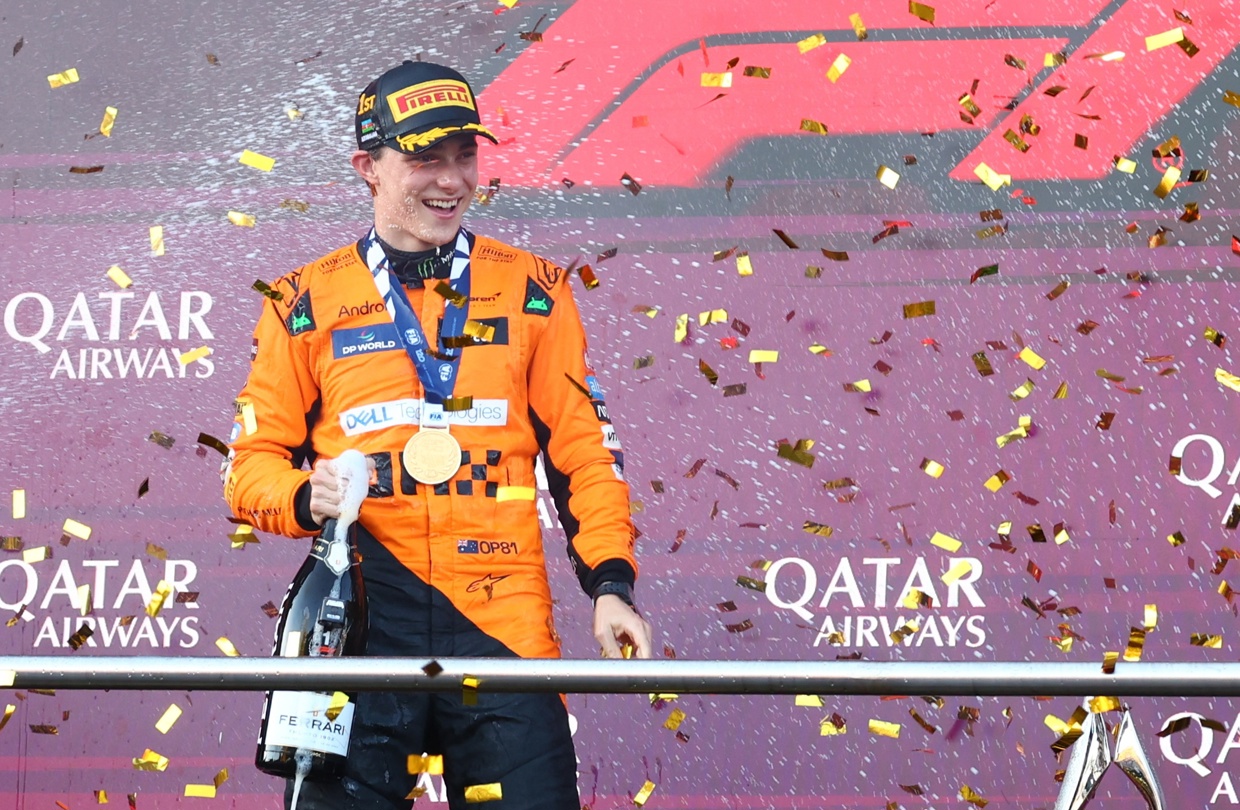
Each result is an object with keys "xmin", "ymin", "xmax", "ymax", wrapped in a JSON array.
[{"xmin": 224, "ymin": 231, "xmax": 637, "ymax": 662}]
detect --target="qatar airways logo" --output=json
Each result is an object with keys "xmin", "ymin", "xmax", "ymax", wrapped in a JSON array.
[
  {"xmin": 331, "ymin": 324, "xmax": 400, "ymax": 359},
  {"xmin": 0, "ymin": 556, "xmax": 202, "ymax": 649},
  {"xmin": 3, "ymin": 290, "xmax": 215, "ymax": 380},
  {"xmin": 764, "ymin": 555, "xmax": 988, "ymax": 649}
]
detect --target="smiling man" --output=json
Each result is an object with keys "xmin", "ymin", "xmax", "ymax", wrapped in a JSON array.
[{"xmin": 224, "ymin": 61, "xmax": 651, "ymax": 810}]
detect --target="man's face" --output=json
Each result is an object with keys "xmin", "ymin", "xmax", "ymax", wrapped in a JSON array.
[{"xmin": 365, "ymin": 135, "xmax": 479, "ymax": 251}]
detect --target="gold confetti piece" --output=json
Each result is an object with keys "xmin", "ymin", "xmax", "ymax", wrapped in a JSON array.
[
  {"xmin": 495, "ymin": 486, "xmax": 535, "ymax": 502},
  {"xmin": 22, "ymin": 546, "xmax": 49, "ymax": 563},
  {"xmin": 62, "ymin": 519, "xmax": 91, "ymax": 540},
  {"xmin": 673, "ymin": 313, "xmax": 689, "ymax": 343},
  {"xmin": 1154, "ymin": 165, "xmax": 1182, "ymax": 199},
  {"xmin": 973, "ymin": 163, "xmax": 1011, "ymax": 190},
  {"xmin": 908, "ymin": 1, "xmax": 934, "ymax": 23},
  {"xmin": 737, "ymin": 575, "xmax": 766, "ymax": 592},
  {"xmin": 146, "ymin": 580, "xmax": 173, "ymax": 618},
  {"xmin": 958, "ymin": 93, "xmax": 982, "ymax": 117},
  {"xmin": 1046, "ymin": 280, "xmax": 1071, "ymax": 301},
  {"xmin": 803, "ymin": 521, "xmax": 834, "ymax": 537},
  {"xmin": 1102, "ymin": 651, "xmax": 1119, "ymax": 673},
  {"xmin": 1054, "ymin": 524, "xmax": 1070, "ymax": 545},
  {"xmin": 105, "ymin": 265, "xmax": 133, "ymax": 289},
  {"xmin": 960, "ymin": 785, "xmax": 988, "ymax": 808},
  {"xmin": 664, "ymin": 708, "xmax": 687, "ymax": 730},
  {"xmin": 844, "ymin": 379, "xmax": 872, "ymax": 393},
  {"xmin": 633, "ymin": 780, "xmax": 657, "ymax": 806},
  {"xmin": 772, "ymin": 229, "xmax": 799, "ymax": 249},
  {"xmin": 11, "ymin": 490, "xmax": 25, "ymax": 520},
  {"xmin": 748, "ymin": 350, "xmax": 778, "ymax": 363},
  {"xmin": 869, "ymin": 719, "xmax": 901, "ymax": 738},
  {"xmin": 407, "ymin": 754, "xmax": 445, "ymax": 774},
  {"xmin": 325, "ymin": 691, "xmax": 349, "ymax": 721},
  {"xmin": 239, "ymin": 149, "xmax": 275, "ymax": 172},
  {"xmin": 213, "ymin": 769, "xmax": 230, "ymax": 789},
  {"xmin": 797, "ymin": 33, "xmax": 826, "ymax": 53},
  {"xmin": 184, "ymin": 785, "xmax": 216, "ymax": 798},
  {"xmin": 890, "ymin": 621, "xmax": 920, "ymax": 643},
  {"xmin": 700, "ymin": 72, "xmax": 733, "ymax": 88},
  {"xmin": 1009, "ymin": 379, "xmax": 1035, "ymax": 401},
  {"xmin": 133, "ymin": 749, "xmax": 169, "ymax": 772},
  {"xmin": 576, "ymin": 264, "xmax": 600, "ymax": 289},
  {"xmin": 95, "ymin": 789, "xmax": 107, "ymax": 803},
  {"xmin": 239, "ymin": 401, "xmax": 258, "ymax": 436},
  {"xmin": 47, "ymin": 68, "xmax": 80, "ymax": 88},
  {"xmin": 227, "ymin": 211, "xmax": 256, "ymax": 227},
  {"xmin": 799, "ymin": 118, "xmax": 829, "ymax": 136},
  {"xmin": 850, "ymin": 13, "xmax": 867, "ymax": 40},
  {"xmin": 984, "ymin": 471, "xmax": 1011, "ymax": 492},
  {"xmin": 1191, "ymin": 633, "xmax": 1223, "ymax": 648},
  {"xmin": 99, "ymin": 106, "xmax": 118, "ymax": 137},
  {"xmin": 227, "ymin": 525, "xmax": 257, "ymax": 549},
  {"xmin": 1146, "ymin": 27, "xmax": 1185, "ymax": 51},
  {"xmin": 1124, "ymin": 628, "xmax": 1146, "ymax": 661},
  {"xmin": 150, "ymin": 226, "xmax": 165, "ymax": 256},
  {"xmin": 1045, "ymin": 51, "xmax": 1067, "ymax": 66},
  {"xmin": 1053, "ymin": 382, "xmax": 1068, "ymax": 399},
  {"xmin": 1168, "ymin": 530, "xmax": 1186, "ymax": 546},
  {"xmin": 819, "ymin": 715, "xmax": 847, "ymax": 735},
  {"xmin": 808, "ymin": 343, "xmax": 831, "ymax": 355},
  {"xmin": 1018, "ymin": 347, "xmax": 1046, "ymax": 369},
  {"xmin": 736, "ymin": 252, "xmax": 753, "ymax": 276},
  {"xmin": 902, "ymin": 300, "xmax": 934, "ymax": 318},
  {"xmin": 826, "ymin": 53, "xmax": 851, "ymax": 83},
  {"xmin": 920, "ymin": 458, "xmax": 944, "ymax": 478},
  {"xmin": 1216, "ymin": 368, "xmax": 1240, "ymax": 392},
  {"xmin": 1114, "ymin": 156, "xmax": 1137, "ymax": 173},
  {"xmin": 941, "ymin": 560, "xmax": 973, "ymax": 584},
  {"xmin": 796, "ymin": 695, "xmax": 824, "ymax": 707},
  {"xmin": 463, "ymin": 675, "xmax": 480, "ymax": 706},
  {"xmin": 930, "ymin": 532, "xmax": 961, "ymax": 552},
  {"xmin": 1154, "ymin": 135, "xmax": 1181, "ymax": 157},
  {"xmin": 1224, "ymin": 90, "xmax": 1240, "ymax": 108},
  {"xmin": 155, "ymin": 704, "xmax": 183, "ymax": 734},
  {"xmin": 876, "ymin": 165, "xmax": 900, "ymax": 189},
  {"xmin": 30, "ymin": 724, "xmax": 59, "ymax": 735},
  {"xmin": 178, "ymin": 346, "xmax": 212, "ymax": 366},
  {"xmin": 67, "ymin": 623, "xmax": 93, "ymax": 650}
]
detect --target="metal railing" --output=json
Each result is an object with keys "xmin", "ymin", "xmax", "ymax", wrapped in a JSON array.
[{"xmin": 2, "ymin": 657, "xmax": 1237, "ymax": 696}]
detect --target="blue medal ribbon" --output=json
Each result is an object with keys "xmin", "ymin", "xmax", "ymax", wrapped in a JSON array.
[{"xmin": 361, "ymin": 228, "xmax": 472, "ymax": 423}]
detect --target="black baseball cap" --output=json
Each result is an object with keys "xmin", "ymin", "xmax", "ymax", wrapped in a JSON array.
[{"xmin": 355, "ymin": 61, "xmax": 499, "ymax": 154}]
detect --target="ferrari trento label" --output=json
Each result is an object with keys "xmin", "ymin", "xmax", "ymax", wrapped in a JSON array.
[{"xmin": 264, "ymin": 691, "xmax": 354, "ymax": 755}]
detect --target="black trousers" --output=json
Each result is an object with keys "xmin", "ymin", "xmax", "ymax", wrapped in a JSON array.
[{"xmin": 284, "ymin": 529, "xmax": 579, "ymax": 810}]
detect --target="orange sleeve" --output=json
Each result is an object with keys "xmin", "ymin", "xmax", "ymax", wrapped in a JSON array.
[
  {"xmin": 526, "ymin": 268, "xmax": 637, "ymax": 596},
  {"xmin": 224, "ymin": 274, "xmax": 320, "ymax": 538}
]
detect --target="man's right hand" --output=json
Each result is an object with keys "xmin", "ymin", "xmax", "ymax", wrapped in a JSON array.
[{"xmin": 308, "ymin": 456, "xmax": 376, "ymax": 525}]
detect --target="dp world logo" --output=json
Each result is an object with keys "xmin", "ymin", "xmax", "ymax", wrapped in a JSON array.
[{"xmin": 331, "ymin": 323, "xmax": 400, "ymax": 359}]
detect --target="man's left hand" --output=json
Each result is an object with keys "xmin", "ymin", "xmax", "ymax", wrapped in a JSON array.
[{"xmin": 593, "ymin": 595, "xmax": 653, "ymax": 659}]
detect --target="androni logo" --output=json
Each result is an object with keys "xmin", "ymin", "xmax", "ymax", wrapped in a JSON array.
[{"xmin": 331, "ymin": 324, "xmax": 400, "ymax": 359}]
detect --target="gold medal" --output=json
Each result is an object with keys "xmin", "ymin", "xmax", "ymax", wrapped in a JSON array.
[{"xmin": 402, "ymin": 428, "xmax": 462, "ymax": 485}]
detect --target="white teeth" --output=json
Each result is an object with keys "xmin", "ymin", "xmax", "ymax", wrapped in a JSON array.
[{"xmin": 424, "ymin": 199, "xmax": 456, "ymax": 210}]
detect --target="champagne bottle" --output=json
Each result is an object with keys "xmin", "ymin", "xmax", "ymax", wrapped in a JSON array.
[{"xmin": 255, "ymin": 515, "xmax": 368, "ymax": 782}]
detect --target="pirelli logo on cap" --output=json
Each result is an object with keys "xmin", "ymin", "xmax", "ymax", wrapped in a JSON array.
[{"xmin": 387, "ymin": 80, "xmax": 475, "ymax": 123}]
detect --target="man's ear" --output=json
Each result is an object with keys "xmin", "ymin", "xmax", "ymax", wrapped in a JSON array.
[{"xmin": 350, "ymin": 150, "xmax": 379, "ymax": 196}]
